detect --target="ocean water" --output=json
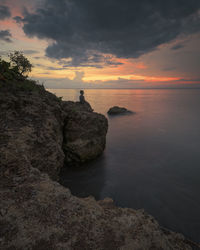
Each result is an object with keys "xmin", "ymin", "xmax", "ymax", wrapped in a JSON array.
[{"xmin": 49, "ymin": 89, "xmax": 200, "ymax": 243}]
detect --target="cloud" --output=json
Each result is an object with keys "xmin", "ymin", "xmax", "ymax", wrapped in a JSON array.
[
  {"xmin": 23, "ymin": 50, "xmax": 39, "ymax": 55},
  {"xmin": 37, "ymin": 71, "xmax": 88, "ymax": 89},
  {"xmin": 0, "ymin": 30, "xmax": 12, "ymax": 42},
  {"xmin": 13, "ymin": 16, "xmax": 23, "ymax": 24},
  {"xmin": 73, "ymin": 71, "xmax": 84, "ymax": 81},
  {"xmin": 21, "ymin": 0, "xmax": 200, "ymax": 67},
  {"xmin": 162, "ymin": 67, "xmax": 177, "ymax": 71},
  {"xmin": 0, "ymin": 5, "xmax": 11, "ymax": 20},
  {"xmin": 171, "ymin": 44, "xmax": 185, "ymax": 50},
  {"xmin": 50, "ymin": 52, "xmax": 123, "ymax": 68},
  {"xmin": 45, "ymin": 66, "xmax": 69, "ymax": 70},
  {"xmin": 35, "ymin": 74, "xmax": 200, "ymax": 89},
  {"xmin": 177, "ymin": 78, "xmax": 200, "ymax": 82},
  {"xmin": 34, "ymin": 56, "xmax": 42, "ymax": 60},
  {"xmin": 36, "ymin": 76, "xmax": 144, "ymax": 89}
]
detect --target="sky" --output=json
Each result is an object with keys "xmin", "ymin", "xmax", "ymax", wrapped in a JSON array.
[{"xmin": 0, "ymin": 0, "xmax": 200, "ymax": 89}]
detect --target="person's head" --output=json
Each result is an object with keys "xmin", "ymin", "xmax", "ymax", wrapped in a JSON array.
[{"xmin": 80, "ymin": 90, "xmax": 84, "ymax": 95}]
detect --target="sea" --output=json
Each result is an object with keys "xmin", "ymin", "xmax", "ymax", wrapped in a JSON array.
[{"xmin": 49, "ymin": 88, "xmax": 200, "ymax": 243}]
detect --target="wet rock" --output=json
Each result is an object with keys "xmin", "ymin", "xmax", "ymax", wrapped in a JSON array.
[{"xmin": 108, "ymin": 106, "xmax": 134, "ymax": 115}]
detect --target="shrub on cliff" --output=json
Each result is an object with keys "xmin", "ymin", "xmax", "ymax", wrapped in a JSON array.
[
  {"xmin": 0, "ymin": 53, "xmax": 44, "ymax": 93},
  {"xmin": 0, "ymin": 51, "xmax": 32, "ymax": 81},
  {"xmin": 9, "ymin": 51, "xmax": 33, "ymax": 77}
]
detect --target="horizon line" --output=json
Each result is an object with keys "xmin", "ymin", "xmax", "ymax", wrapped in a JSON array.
[{"xmin": 46, "ymin": 87, "xmax": 200, "ymax": 90}]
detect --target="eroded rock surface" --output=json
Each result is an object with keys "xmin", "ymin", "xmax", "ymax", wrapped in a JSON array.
[
  {"xmin": 0, "ymin": 170, "xmax": 195, "ymax": 250},
  {"xmin": 62, "ymin": 101, "xmax": 108, "ymax": 166},
  {"xmin": 0, "ymin": 82, "xmax": 197, "ymax": 250},
  {"xmin": 0, "ymin": 88, "xmax": 64, "ymax": 181}
]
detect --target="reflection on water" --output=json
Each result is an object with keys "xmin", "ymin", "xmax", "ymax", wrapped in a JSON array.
[{"xmin": 54, "ymin": 89, "xmax": 200, "ymax": 243}]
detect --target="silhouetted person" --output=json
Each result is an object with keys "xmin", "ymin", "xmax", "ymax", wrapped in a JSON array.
[
  {"xmin": 79, "ymin": 90, "xmax": 85, "ymax": 104},
  {"xmin": 79, "ymin": 90, "xmax": 93, "ymax": 111}
]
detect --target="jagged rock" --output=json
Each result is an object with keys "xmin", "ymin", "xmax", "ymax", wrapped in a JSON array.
[
  {"xmin": 108, "ymin": 106, "xmax": 134, "ymax": 115},
  {"xmin": 62, "ymin": 101, "xmax": 108, "ymax": 166}
]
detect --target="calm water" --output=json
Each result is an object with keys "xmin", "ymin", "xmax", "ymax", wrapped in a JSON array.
[{"xmin": 50, "ymin": 89, "xmax": 200, "ymax": 243}]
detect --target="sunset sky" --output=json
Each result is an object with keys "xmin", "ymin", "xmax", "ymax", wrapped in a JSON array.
[{"xmin": 0, "ymin": 0, "xmax": 200, "ymax": 88}]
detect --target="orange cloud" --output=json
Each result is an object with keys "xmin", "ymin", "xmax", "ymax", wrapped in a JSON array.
[
  {"xmin": 144, "ymin": 76, "xmax": 181, "ymax": 82},
  {"xmin": 135, "ymin": 62, "xmax": 147, "ymax": 69}
]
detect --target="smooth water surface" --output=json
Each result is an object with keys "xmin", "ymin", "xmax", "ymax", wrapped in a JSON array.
[{"xmin": 50, "ymin": 89, "xmax": 200, "ymax": 242}]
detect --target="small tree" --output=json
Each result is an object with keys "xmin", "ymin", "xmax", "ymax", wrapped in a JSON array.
[{"xmin": 9, "ymin": 51, "xmax": 33, "ymax": 77}]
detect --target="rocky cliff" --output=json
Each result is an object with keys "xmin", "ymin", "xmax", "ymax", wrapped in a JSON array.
[
  {"xmin": 62, "ymin": 101, "xmax": 108, "ymax": 166},
  {"xmin": 0, "ymin": 80, "xmax": 197, "ymax": 249}
]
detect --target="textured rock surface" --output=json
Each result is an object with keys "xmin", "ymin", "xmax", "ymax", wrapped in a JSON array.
[
  {"xmin": 62, "ymin": 101, "xmax": 108, "ymax": 166},
  {"xmin": 0, "ymin": 88, "xmax": 64, "ymax": 181},
  {"xmin": 0, "ymin": 170, "xmax": 195, "ymax": 250},
  {"xmin": 108, "ymin": 106, "xmax": 133, "ymax": 115},
  {"xmin": 0, "ymin": 82, "xmax": 197, "ymax": 250}
]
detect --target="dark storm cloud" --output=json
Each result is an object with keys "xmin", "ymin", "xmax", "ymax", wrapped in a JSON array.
[
  {"xmin": 13, "ymin": 16, "xmax": 23, "ymax": 24},
  {"xmin": 0, "ymin": 30, "xmax": 12, "ymax": 42},
  {"xmin": 57, "ymin": 53, "xmax": 123, "ymax": 68},
  {"xmin": 0, "ymin": 5, "xmax": 11, "ymax": 20},
  {"xmin": 21, "ymin": 0, "xmax": 200, "ymax": 67}
]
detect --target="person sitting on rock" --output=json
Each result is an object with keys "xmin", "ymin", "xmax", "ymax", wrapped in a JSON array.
[
  {"xmin": 79, "ymin": 90, "xmax": 85, "ymax": 104},
  {"xmin": 79, "ymin": 90, "xmax": 93, "ymax": 112}
]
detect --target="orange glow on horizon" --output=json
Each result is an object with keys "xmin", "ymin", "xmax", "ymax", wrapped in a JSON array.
[{"xmin": 144, "ymin": 76, "xmax": 181, "ymax": 82}]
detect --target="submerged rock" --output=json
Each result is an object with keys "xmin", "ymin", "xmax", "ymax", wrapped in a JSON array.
[
  {"xmin": 0, "ymin": 81, "xmax": 197, "ymax": 250},
  {"xmin": 108, "ymin": 106, "xmax": 134, "ymax": 115}
]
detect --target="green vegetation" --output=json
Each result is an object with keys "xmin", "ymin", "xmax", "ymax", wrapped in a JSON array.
[
  {"xmin": 9, "ymin": 51, "xmax": 33, "ymax": 77},
  {"xmin": 0, "ymin": 51, "xmax": 45, "ymax": 93}
]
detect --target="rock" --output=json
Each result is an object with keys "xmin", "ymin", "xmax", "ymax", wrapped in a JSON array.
[
  {"xmin": 62, "ymin": 101, "xmax": 108, "ymax": 166},
  {"xmin": 62, "ymin": 100, "xmax": 93, "ymax": 113},
  {"xmin": 0, "ymin": 170, "xmax": 196, "ymax": 250},
  {"xmin": 108, "ymin": 106, "xmax": 134, "ymax": 115},
  {"xmin": 0, "ymin": 86, "xmax": 107, "ymax": 180},
  {"xmin": 0, "ymin": 81, "xmax": 196, "ymax": 250},
  {"xmin": 0, "ymin": 89, "xmax": 64, "ymax": 181}
]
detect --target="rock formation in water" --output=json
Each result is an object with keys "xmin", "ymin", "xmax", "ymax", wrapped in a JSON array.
[
  {"xmin": 0, "ymin": 79, "xmax": 197, "ymax": 250},
  {"xmin": 108, "ymin": 106, "xmax": 134, "ymax": 115},
  {"xmin": 62, "ymin": 101, "xmax": 108, "ymax": 166}
]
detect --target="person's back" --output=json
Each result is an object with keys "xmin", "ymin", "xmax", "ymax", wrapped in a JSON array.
[
  {"xmin": 79, "ymin": 90, "xmax": 85, "ymax": 104},
  {"xmin": 79, "ymin": 90, "xmax": 93, "ymax": 111}
]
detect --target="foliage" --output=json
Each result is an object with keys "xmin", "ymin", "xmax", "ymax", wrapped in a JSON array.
[
  {"xmin": 9, "ymin": 51, "xmax": 33, "ymax": 77},
  {"xmin": 57, "ymin": 96, "xmax": 63, "ymax": 102},
  {"xmin": 0, "ymin": 52, "xmax": 45, "ymax": 94}
]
